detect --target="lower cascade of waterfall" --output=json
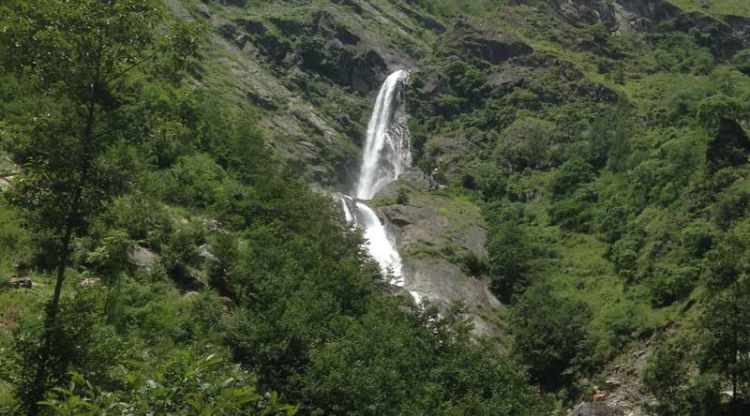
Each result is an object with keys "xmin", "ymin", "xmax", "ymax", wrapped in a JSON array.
[
  {"xmin": 335, "ymin": 69, "xmax": 418, "ymax": 302},
  {"xmin": 337, "ymin": 194, "xmax": 405, "ymax": 287}
]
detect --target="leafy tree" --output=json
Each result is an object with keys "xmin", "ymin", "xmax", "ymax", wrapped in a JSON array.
[
  {"xmin": 643, "ymin": 337, "xmax": 722, "ymax": 416},
  {"xmin": 653, "ymin": 32, "xmax": 714, "ymax": 74},
  {"xmin": 700, "ymin": 277, "xmax": 750, "ymax": 404},
  {"xmin": 0, "ymin": 1, "xmax": 199, "ymax": 412},
  {"xmin": 486, "ymin": 221, "xmax": 531, "ymax": 302},
  {"xmin": 734, "ymin": 48, "xmax": 750, "ymax": 75},
  {"xmin": 697, "ymin": 94, "xmax": 746, "ymax": 135},
  {"xmin": 302, "ymin": 300, "xmax": 550, "ymax": 415},
  {"xmin": 510, "ymin": 282, "xmax": 593, "ymax": 393},
  {"xmin": 548, "ymin": 186, "xmax": 597, "ymax": 232},
  {"xmin": 494, "ymin": 117, "xmax": 558, "ymax": 171},
  {"xmin": 40, "ymin": 352, "xmax": 297, "ymax": 415},
  {"xmin": 549, "ymin": 157, "xmax": 595, "ymax": 200}
]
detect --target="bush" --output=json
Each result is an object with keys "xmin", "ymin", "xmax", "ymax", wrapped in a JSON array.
[
  {"xmin": 486, "ymin": 221, "xmax": 531, "ymax": 302},
  {"xmin": 41, "ymin": 352, "xmax": 297, "ymax": 416},
  {"xmin": 652, "ymin": 32, "xmax": 714, "ymax": 75},
  {"xmin": 679, "ymin": 219, "xmax": 715, "ymax": 257},
  {"xmin": 98, "ymin": 194, "xmax": 173, "ymax": 248},
  {"xmin": 461, "ymin": 251, "xmax": 487, "ymax": 278},
  {"xmin": 548, "ymin": 187, "xmax": 597, "ymax": 232},
  {"xmin": 164, "ymin": 154, "xmax": 226, "ymax": 208},
  {"xmin": 643, "ymin": 337, "xmax": 722, "ymax": 416},
  {"xmin": 396, "ymin": 187, "xmax": 409, "ymax": 204},
  {"xmin": 510, "ymin": 282, "xmax": 593, "ymax": 393},
  {"xmin": 549, "ymin": 157, "xmax": 595, "ymax": 200},
  {"xmin": 494, "ymin": 117, "xmax": 559, "ymax": 171},
  {"xmin": 733, "ymin": 48, "xmax": 750, "ymax": 74}
]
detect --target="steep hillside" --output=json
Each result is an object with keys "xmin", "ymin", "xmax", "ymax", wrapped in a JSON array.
[
  {"xmin": 1, "ymin": 0, "xmax": 749, "ymax": 414},
  {"xmin": 170, "ymin": 0, "xmax": 750, "ymax": 413}
]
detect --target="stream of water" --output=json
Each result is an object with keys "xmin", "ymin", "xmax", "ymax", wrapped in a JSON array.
[{"xmin": 339, "ymin": 70, "xmax": 410, "ymax": 288}]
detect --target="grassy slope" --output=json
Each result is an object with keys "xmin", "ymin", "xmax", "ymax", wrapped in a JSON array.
[{"xmin": 669, "ymin": 0, "xmax": 750, "ymax": 17}]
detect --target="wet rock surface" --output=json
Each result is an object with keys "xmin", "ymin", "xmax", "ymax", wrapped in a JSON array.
[{"xmin": 374, "ymin": 186, "xmax": 501, "ymax": 336}]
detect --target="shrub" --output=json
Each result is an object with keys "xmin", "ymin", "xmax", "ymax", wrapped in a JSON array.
[
  {"xmin": 396, "ymin": 187, "xmax": 409, "ymax": 204},
  {"xmin": 494, "ymin": 117, "xmax": 559, "ymax": 171},
  {"xmin": 164, "ymin": 154, "xmax": 226, "ymax": 208},
  {"xmin": 40, "ymin": 353, "xmax": 297, "ymax": 416},
  {"xmin": 733, "ymin": 48, "xmax": 750, "ymax": 75},
  {"xmin": 487, "ymin": 221, "xmax": 531, "ymax": 302},
  {"xmin": 510, "ymin": 282, "xmax": 593, "ymax": 393},
  {"xmin": 549, "ymin": 157, "xmax": 595, "ymax": 200}
]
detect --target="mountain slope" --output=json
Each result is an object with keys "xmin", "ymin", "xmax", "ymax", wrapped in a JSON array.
[
  {"xmin": 171, "ymin": 0, "xmax": 750, "ymax": 412},
  {"xmin": 1, "ymin": 0, "xmax": 749, "ymax": 414}
]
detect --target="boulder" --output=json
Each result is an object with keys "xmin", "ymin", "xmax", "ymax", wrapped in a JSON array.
[
  {"xmin": 9, "ymin": 277, "xmax": 32, "ymax": 289},
  {"xmin": 129, "ymin": 247, "xmax": 160, "ymax": 270},
  {"xmin": 673, "ymin": 12, "xmax": 749, "ymax": 59},
  {"xmin": 197, "ymin": 2, "xmax": 211, "ymax": 19},
  {"xmin": 544, "ymin": 0, "xmax": 681, "ymax": 33},
  {"xmin": 79, "ymin": 277, "xmax": 100, "ymax": 287},
  {"xmin": 376, "ymin": 191, "xmax": 499, "ymax": 336},
  {"xmin": 198, "ymin": 244, "xmax": 218, "ymax": 263},
  {"xmin": 605, "ymin": 377, "xmax": 622, "ymax": 389},
  {"xmin": 568, "ymin": 402, "xmax": 624, "ymax": 416},
  {"xmin": 218, "ymin": 296, "xmax": 236, "ymax": 311},
  {"xmin": 488, "ymin": 67, "xmax": 525, "ymax": 89},
  {"xmin": 0, "ymin": 175, "xmax": 13, "ymax": 191}
]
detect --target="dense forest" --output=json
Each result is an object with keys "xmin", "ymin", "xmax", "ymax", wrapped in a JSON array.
[{"xmin": 0, "ymin": 0, "xmax": 749, "ymax": 415}]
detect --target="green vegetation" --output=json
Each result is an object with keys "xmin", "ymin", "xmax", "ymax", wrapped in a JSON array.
[
  {"xmin": 0, "ymin": 0, "xmax": 749, "ymax": 414},
  {"xmin": 0, "ymin": 1, "xmax": 551, "ymax": 415},
  {"xmin": 669, "ymin": 0, "xmax": 750, "ymax": 17},
  {"xmin": 401, "ymin": 0, "xmax": 750, "ymax": 410}
]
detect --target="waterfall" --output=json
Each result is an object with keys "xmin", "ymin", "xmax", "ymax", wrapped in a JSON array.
[
  {"xmin": 339, "ymin": 195, "xmax": 355, "ymax": 226},
  {"xmin": 337, "ymin": 70, "xmax": 411, "ymax": 291},
  {"xmin": 356, "ymin": 202, "xmax": 404, "ymax": 286},
  {"xmin": 355, "ymin": 70, "xmax": 411, "ymax": 200}
]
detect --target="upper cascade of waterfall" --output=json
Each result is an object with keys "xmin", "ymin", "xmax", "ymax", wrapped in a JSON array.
[{"xmin": 355, "ymin": 69, "xmax": 411, "ymax": 200}]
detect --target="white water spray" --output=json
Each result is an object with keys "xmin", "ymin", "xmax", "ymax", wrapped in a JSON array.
[
  {"xmin": 339, "ymin": 195, "xmax": 355, "ymax": 226},
  {"xmin": 356, "ymin": 70, "xmax": 411, "ymax": 200},
  {"xmin": 356, "ymin": 202, "xmax": 404, "ymax": 286},
  {"xmin": 337, "ymin": 70, "xmax": 412, "ymax": 292}
]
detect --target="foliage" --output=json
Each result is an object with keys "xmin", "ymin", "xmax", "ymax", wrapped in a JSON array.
[
  {"xmin": 493, "ymin": 117, "xmax": 559, "ymax": 171},
  {"xmin": 652, "ymin": 32, "xmax": 714, "ymax": 75},
  {"xmin": 699, "ymin": 277, "xmax": 750, "ymax": 401},
  {"xmin": 643, "ymin": 337, "xmax": 722, "ymax": 416},
  {"xmin": 40, "ymin": 353, "xmax": 297, "ymax": 416},
  {"xmin": 510, "ymin": 281, "xmax": 594, "ymax": 394},
  {"xmin": 486, "ymin": 219, "xmax": 531, "ymax": 302},
  {"xmin": 0, "ymin": 0, "xmax": 749, "ymax": 413},
  {"xmin": 302, "ymin": 301, "xmax": 550, "ymax": 416}
]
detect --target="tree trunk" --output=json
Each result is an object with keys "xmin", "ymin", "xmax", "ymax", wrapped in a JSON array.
[
  {"xmin": 26, "ymin": 48, "xmax": 101, "ymax": 416},
  {"xmin": 733, "ymin": 282, "xmax": 739, "ymax": 406}
]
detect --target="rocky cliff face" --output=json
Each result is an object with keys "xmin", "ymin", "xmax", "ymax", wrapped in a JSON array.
[
  {"xmin": 374, "ymin": 170, "xmax": 502, "ymax": 336},
  {"xmin": 543, "ymin": 0, "xmax": 750, "ymax": 56}
]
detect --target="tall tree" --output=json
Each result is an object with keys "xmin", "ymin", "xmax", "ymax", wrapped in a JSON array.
[
  {"xmin": 0, "ymin": 1, "xmax": 182, "ymax": 412},
  {"xmin": 701, "ymin": 277, "xmax": 750, "ymax": 405},
  {"xmin": 509, "ymin": 282, "xmax": 593, "ymax": 393},
  {"xmin": 700, "ymin": 229, "xmax": 750, "ymax": 405}
]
